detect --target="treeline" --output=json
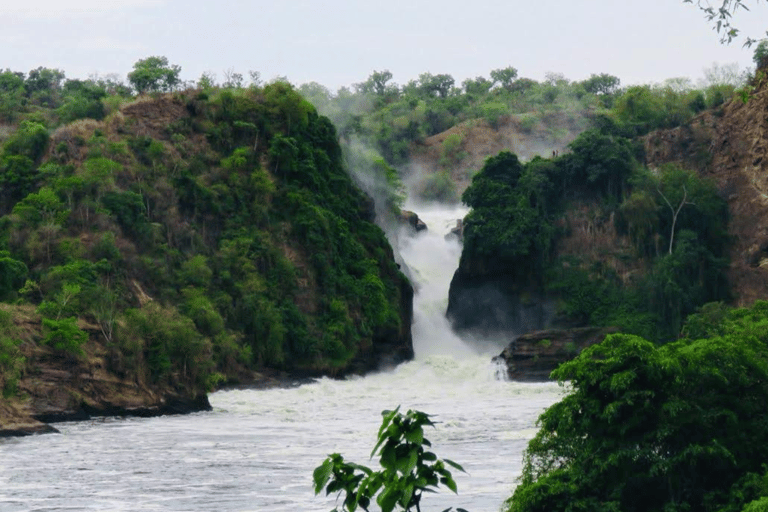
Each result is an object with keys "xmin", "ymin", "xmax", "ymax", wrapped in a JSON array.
[
  {"xmin": 297, "ymin": 63, "xmax": 748, "ymax": 167},
  {"xmin": 0, "ymin": 62, "xmax": 411, "ymax": 399}
]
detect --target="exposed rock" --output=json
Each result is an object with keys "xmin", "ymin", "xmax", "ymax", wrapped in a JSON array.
[
  {"xmin": 408, "ymin": 111, "xmax": 586, "ymax": 196},
  {"xmin": 642, "ymin": 72, "xmax": 768, "ymax": 306},
  {"xmin": 444, "ymin": 218, "xmax": 464, "ymax": 241},
  {"xmin": 493, "ymin": 326, "xmax": 619, "ymax": 381},
  {"xmin": 399, "ymin": 210, "xmax": 428, "ymax": 233},
  {"xmin": 0, "ymin": 307, "xmax": 211, "ymax": 438},
  {"xmin": 447, "ymin": 263, "xmax": 565, "ymax": 339}
]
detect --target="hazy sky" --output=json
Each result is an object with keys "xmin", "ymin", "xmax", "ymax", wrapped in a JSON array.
[{"xmin": 2, "ymin": 0, "xmax": 767, "ymax": 90}]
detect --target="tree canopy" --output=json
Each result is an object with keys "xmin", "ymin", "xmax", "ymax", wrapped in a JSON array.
[
  {"xmin": 505, "ymin": 300, "xmax": 768, "ymax": 512},
  {"xmin": 127, "ymin": 56, "xmax": 182, "ymax": 94}
]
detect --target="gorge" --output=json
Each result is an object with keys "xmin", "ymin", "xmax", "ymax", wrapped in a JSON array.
[{"xmin": 0, "ymin": 204, "xmax": 563, "ymax": 512}]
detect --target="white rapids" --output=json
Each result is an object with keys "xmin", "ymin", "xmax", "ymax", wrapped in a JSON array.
[{"xmin": 0, "ymin": 204, "xmax": 563, "ymax": 512}]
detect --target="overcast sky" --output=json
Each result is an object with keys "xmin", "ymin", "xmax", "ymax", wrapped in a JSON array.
[{"xmin": 2, "ymin": 0, "xmax": 767, "ymax": 91}]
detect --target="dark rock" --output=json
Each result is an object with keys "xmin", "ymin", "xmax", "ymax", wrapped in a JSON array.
[
  {"xmin": 493, "ymin": 326, "xmax": 619, "ymax": 381},
  {"xmin": 399, "ymin": 210, "xmax": 428, "ymax": 233},
  {"xmin": 447, "ymin": 270, "xmax": 562, "ymax": 338},
  {"xmin": 444, "ymin": 218, "xmax": 464, "ymax": 241}
]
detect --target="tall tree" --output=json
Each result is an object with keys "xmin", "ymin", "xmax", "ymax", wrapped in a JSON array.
[{"xmin": 127, "ymin": 56, "xmax": 181, "ymax": 94}]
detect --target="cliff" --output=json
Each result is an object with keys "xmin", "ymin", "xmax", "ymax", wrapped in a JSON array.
[
  {"xmin": 643, "ymin": 71, "xmax": 768, "ymax": 306},
  {"xmin": 407, "ymin": 111, "xmax": 586, "ymax": 198},
  {"xmin": 493, "ymin": 326, "xmax": 619, "ymax": 381},
  {"xmin": 0, "ymin": 86, "xmax": 414, "ymax": 435}
]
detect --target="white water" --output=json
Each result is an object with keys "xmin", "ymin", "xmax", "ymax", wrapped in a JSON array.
[{"xmin": 0, "ymin": 205, "xmax": 563, "ymax": 512}]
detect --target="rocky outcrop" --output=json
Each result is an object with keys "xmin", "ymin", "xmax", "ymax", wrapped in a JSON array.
[
  {"xmin": 447, "ymin": 270, "xmax": 560, "ymax": 338},
  {"xmin": 643, "ymin": 71, "xmax": 768, "ymax": 306},
  {"xmin": 408, "ymin": 112, "xmax": 586, "ymax": 196},
  {"xmin": 0, "ymin": 310, "xmax": 211, "ymax": 438},
  {"xmin": 445, "ymin": 219, "xmax": 463, "ymax": 241},
  {"xmin": 493, "ymin": 326, "xmax": 619, "ymax": 381},
  {"xmin": 399, "ymin": 210, "xmax": 428, "ymax": 233}
]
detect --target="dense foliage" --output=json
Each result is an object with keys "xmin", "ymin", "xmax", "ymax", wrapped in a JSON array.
[
  {"xmin": 505, "ymin": 300, "xmax": 768, "ymax": 512},
  {"xmin": 297, "ymin": 64, "xmax": 746, "ymax": 179},
  {"xmin": 0, "ymin": 64, "xmax": 412, "ymax": 397},
  {"xmin": 457, "ymin": 125, "xmax": 730, "ymax": 341}
]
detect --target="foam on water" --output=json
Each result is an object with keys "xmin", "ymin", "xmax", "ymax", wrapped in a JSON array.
[{"xmin": 0, "ymin": 203, "xmax": 564, "ymax": 512}]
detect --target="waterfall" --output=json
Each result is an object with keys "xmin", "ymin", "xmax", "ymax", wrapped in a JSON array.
[{"xmin": 0, "ymin": 205, "xmax": 562, "ymax": 512}]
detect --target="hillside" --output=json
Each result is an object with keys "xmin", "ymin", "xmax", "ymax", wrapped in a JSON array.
[
  {"xmin": 407, "ymin": 111, "xmax": 586, "ymax": 197},
  {"xmin": 0, "ymin": 85, "xmax": 413, "ymax": 435},
  {"xmin": 643, "ymin": 71, "xmax": 768, "ymax": 305}
]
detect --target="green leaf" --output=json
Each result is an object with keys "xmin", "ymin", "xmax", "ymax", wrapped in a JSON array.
[
  {"xmin": 404, "ymin": 425, "xmax": 423, "ymax": 445},
  {"xmin": 444, "ymin": 459, "xmax": 466, "ymax": 473},
  {"xmin": 396, "ymin": 447, "xmax": 418, "ymax": 475},
  {"xmin": 377, "ymin": 487, "xmax": 399, "ymax": 512},
  {"xmin": 313, "ymin": 458, "xmax": 335, "ymax": 494},
  {"xmin": 441, "ymin": 476, "xmax": 458, "ymax": 494}
]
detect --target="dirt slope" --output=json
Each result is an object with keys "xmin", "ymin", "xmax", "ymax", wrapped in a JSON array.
[{"xmin": 408, "ymin": 111, "xmax": 588, "ymax": 195}]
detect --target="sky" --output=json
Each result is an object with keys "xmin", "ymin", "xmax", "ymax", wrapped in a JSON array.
[{"xmin": 2, "ymin": 0, "xmax": 767, "ymax": 91}]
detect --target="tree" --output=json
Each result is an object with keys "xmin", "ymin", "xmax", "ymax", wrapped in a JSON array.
[
  {"xmin": 505, "ymin": 304, "xmax": 768, "ymax": 512},
  {"xmin": 416, "ymin": 73, "xmax": 455, "ymax": 98},
  {"xmin": 357, "ymin": 70, "xmax": 395, "ymax": 96},
  {"xmin": 462, "ymin": 76, "xmax": 494, "ymax": 96},
  {"xmin": 490, "ymin": 66, "xmax": 519, "ymax": 90},
  {"xmin": 0, "ymin": 69, "xmax": 26, "ymax": 122},
  {"xmin": 755, "ymin": 38, "xmax": 768, "ymax": 68},
  {"xmin": 581, "ymin": 73, "xmax": 621, "ymax": 95},
  {"xmin": 222, "ymin": 68, "xmax": 244, "ymax": 89},
  {"xmin": 127, "ymin": 56, "xmax": 181, "ymax": 94},
  {"xmin": 314, "ymin": 407, "xmax": 467, "ymax": 512}
]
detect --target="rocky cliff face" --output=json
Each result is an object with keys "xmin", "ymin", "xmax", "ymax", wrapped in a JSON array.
[
  {"xmin": 0, "ymin": 305, "xmax": 211, "ymax": 437},
  {"xmin": 643, "ymin": 71, "xmax": 768, "ymax": 305}
]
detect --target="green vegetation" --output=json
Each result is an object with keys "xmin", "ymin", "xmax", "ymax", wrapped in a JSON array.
[
  {"xmin": 0, "ymin": 59, "xmax": 411, "ymax": 397},
  {"xmin": 293, "ymin": 60, "xmax": 750, "ymax": 205},
  {"xmin": 458, "ymin": 124, "xmax": 729, "ymax": 342},
  {"xmin": 127, "ymin": 56, "xmax": 182, "ymax": 94},
  {"xmin": 505, "ymin": 300, "xmax": 768, "ymax": 512},
  {"xmin": 0, "ymin": 309, "xmax": 24, "ymax": 397},
  {"xmin": 314, "ymin": 406, "xmax": 467, "ymax": 512},
  {"xmin": 756, "ymin": 39, "xmax": 768, "ymax": 69},
  {"xmin": 684, "ymin": 0, "xmax": 768, "ymax": 45}
]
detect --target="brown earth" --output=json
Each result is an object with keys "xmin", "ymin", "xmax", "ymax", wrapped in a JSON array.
[
  {"xmin": 643, "ymin": 72, "xmax": 768, "ymax": 306},
  {"xmin": 0, "ymin": 304, "xmax": 212, "ymax": 437},
  {"xmin": 408, "ymin": 111, "xmax": 588, "ymax": 196}
]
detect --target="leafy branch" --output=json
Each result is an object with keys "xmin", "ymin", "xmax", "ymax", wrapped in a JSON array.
[
  {"xmin": 683, "ymin": 0, "xmax": 768, "ymax": 45},
  {"xmin": 314, "ymin": 407, "xmax": 469, "ymax": 512}
]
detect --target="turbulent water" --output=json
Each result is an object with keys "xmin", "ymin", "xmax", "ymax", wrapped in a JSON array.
[{"xmin": 0, "ymin": 205, "xmax": 563, "ymax": 512}]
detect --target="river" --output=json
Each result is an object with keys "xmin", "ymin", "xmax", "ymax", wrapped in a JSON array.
[{"xmin": 0, "ymin": 205, "xmax": 563, "ymax": 512}]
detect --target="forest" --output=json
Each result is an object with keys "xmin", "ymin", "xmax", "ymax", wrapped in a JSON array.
[{"xmin": 2, "ymin": 37, "xmax": 768, "ymax": 511}]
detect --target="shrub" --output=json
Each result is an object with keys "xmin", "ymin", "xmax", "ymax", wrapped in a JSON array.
[
  {"xmin": 314, "ymin": 407, "xmax": 468, "ymax": 512},
  {"xmin": 754, "ymin": 39, "xmax": 768, "ymax": 70},
  {"xmin": 41, "ymin": 317, "xmax": 87, "ymax": 355}
]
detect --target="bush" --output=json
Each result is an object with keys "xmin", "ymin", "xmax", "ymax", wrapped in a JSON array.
[
  {"xmin": 41, "ymin": 317, "xmax": 87, "ymax": 355},
  {"xmin": 754, "ymin": 39, "xmax": 768, "ymax": 70},
  {"xmin": 314, "ymin": 407, "xmax": 468, "ymax": 512},
  {"xmin": 120, "ymin": 303, "xmax": 212, "ymax": 388}
]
